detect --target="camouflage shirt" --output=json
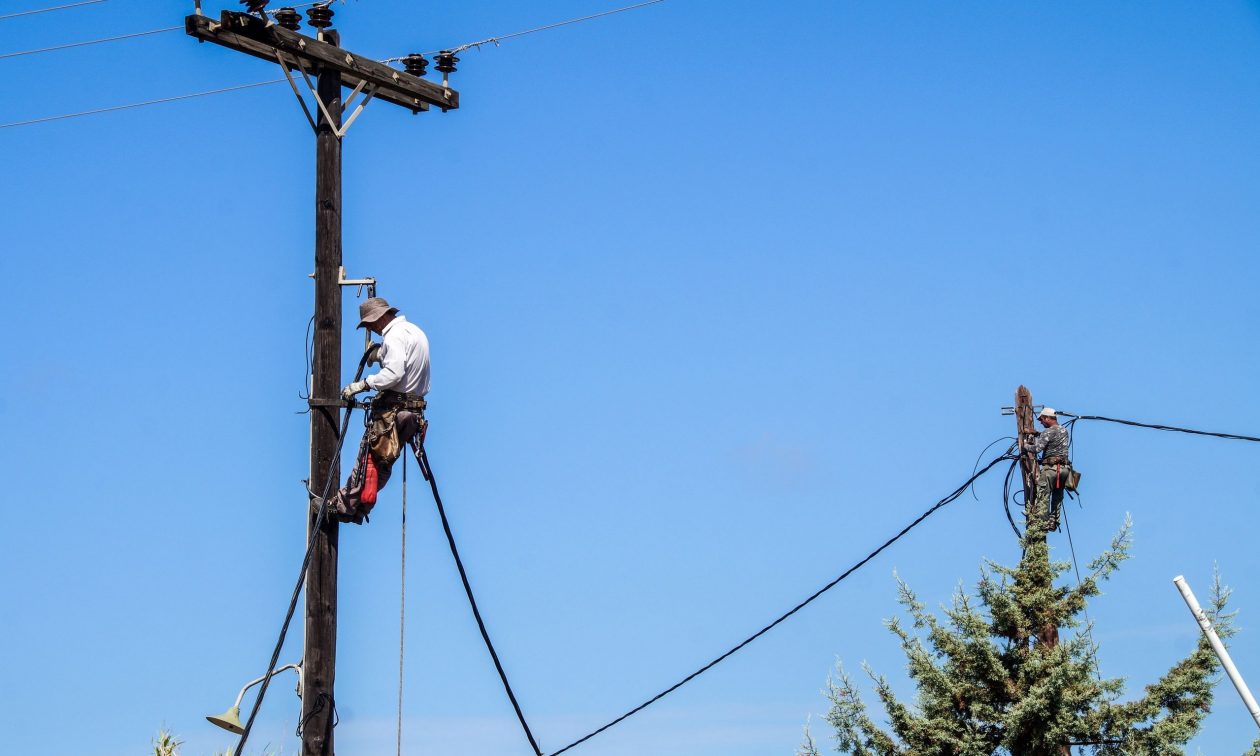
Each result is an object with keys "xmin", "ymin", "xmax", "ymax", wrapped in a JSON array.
[{"xmin": 1029, "ymin": 423, "xmax": 1070, "ymax": 461}]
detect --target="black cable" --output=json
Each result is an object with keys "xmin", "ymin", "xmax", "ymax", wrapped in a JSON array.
[
  {"xmin": 417, "ymin": 447, "xmax": 544, "ymax": 756},
  {"xmin": 1061, "ymin": 505, "xmax": 1102, "ymax": 679},
  {"xmin": 299, "ymin": 315, "xmax": 315, "ymax": 401},
  {"xmin": 546, "ymin": 452, "xmax": 1017, "ymax": 756},
  {"xmin": 234, "ymin": 347, "xmax": 374, "ymax": 756},
  {"xmin": 970, "ymin": 437, "xmax": 1016, "ymax": 500},
  {"xmin": 1002, "ymin": 458, "xmax": 1023, "ymax": 539},
  {"xmin": 1061, "ymin": 412, "xmax": 1260, "ymax": 444}
]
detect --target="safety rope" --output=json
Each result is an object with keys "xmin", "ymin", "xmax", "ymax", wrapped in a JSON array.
[
  {"xmin": 416, "ymin": 445, "xmax": 544, "ymax": 756},
  {"xmin": 546, "ymin": 452, "xmax": 1018, "ymax": 756},
  {"xmin": 397, "ymin": 454, "xmax": 408, "ymax": 756},
  {"xmin": 234, "ymin": 347, "xmax": 374, "ymax": 756}
]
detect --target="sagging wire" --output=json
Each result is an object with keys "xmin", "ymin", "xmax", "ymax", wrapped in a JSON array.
[
  {"xmin": 383, "ymin": 0, "xmax": 665, "ymax": 61},
  {"xmin": 0, "ymin": 2, "xmax": 331, "ymax": 60},
  {"xmin": 0, "ymin": 0, "xmax": 105, "ymax": 22},
  {"xmin": 1059, "ymin": 411, "xmax": 1260, "ymax": 444},
  {"xmin": 970, "ymin": 436, "xmax": 1016, "ymax": 501},
  {"xmin": 545, "ymin": 450, "xmax": 1018, "ymax": 755}
]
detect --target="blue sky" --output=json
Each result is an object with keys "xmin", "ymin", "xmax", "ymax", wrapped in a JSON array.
[{"xmin": 2, "ymin": 1, "xmax": 1260, "ymax": 754}]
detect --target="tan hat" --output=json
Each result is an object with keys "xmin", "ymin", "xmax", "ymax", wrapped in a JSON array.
[
  {"xmin": 1039, "ymin": 407, "xmax": 1056, "ymax": 418},
  {"xmin": 357, "ymin": 297, "xmax": 398, "ymax": 328}
]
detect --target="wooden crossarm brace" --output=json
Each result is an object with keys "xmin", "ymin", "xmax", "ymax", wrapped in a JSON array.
[{"xmin": 186, "ymin": 11, "xmax": 458, "ymax": 113}]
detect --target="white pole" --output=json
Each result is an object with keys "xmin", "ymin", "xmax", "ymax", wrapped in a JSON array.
[{"xmin": 1173, "ymin": 575, "xmax": 1260, "ymax": 730}]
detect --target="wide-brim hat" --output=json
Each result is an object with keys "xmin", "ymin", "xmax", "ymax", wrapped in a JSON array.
[{"xmin": 357, "ymin": 297, "xmax": 398, "ymax": 328}]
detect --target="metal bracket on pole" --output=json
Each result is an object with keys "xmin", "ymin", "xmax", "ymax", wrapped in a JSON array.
[
  {"xmin": 277, "ymin": 50, "xmax": 376, "ymax": 138},
  {"xmin": 307, "ymin": 266, "xmax": 376, "ymax": 297}
]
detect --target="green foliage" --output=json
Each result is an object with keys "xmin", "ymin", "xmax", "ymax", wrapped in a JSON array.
[{"xmin": 815, "ymin": 517, "xmax": 1232, "ymax": 755}]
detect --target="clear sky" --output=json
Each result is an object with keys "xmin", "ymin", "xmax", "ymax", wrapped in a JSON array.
[{"xmin": 2, "ymin": 1, "xmax": 1259, "ymax": 754}]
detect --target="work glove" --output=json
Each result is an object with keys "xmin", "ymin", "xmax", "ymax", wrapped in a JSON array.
[
  {"xmin": 341, "ymin": 380, "xmax": 370, "ymax": 401},
  {"xmin": 365, "ymin": 343, "xmax": 382, "ymax": 366}
]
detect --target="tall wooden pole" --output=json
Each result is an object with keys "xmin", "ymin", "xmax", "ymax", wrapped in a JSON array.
[
  {"xmin": 1015, "ymin": 385, "xmax": 1037, "ymax": 527},
  {"xmin": 303, "ymin": 34, "xmax": 342, "ymax": 756},
  {"xmin": 1015, "ymin": 385, "xmax": 1067, "ymax": 756}
]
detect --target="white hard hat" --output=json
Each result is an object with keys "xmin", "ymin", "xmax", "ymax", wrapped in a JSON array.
[{"xmin": 1039, "ymin": 407, "xmax": 1056, "ymax": 418}]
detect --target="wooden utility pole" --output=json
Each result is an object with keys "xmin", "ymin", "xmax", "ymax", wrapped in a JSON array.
[
  {"xmin": 304, "ymin": 53, "xmax": 343, "ymax": 755},
  {"xmin": 1015, "ymin": 386, "xmax": 1067, "ymax": 756},
  {"xmin": 1015, "ymin": 385, "xmax": 1038, "ymax": 528},
  {"xmin": 187, "ymin": 7, "xmax": 459, "ymax": 755}
]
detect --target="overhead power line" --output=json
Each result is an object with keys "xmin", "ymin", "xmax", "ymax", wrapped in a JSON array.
[
  {"xmin": 387, "ymin": 0, "xmax": 666, "ymax": 59},
  {"xmin": 0, "ymin": 79, "xmax": 283, "ymax": 130},
  {"xmin": 0, "ymin": 25, "xmax": 180, "ymax": 60},
  {"xmin": 0, "ymin": 2, "xmax": 330, "ymax": 60},
  {"xmin": 0, "ymin": 0, "xmax": 105, "ymax": 22},
  {"xmin": 1, "ymin": 0, "xmax": 667, "ymax": 130},
  {"xmin": 546, "ymin": 451, "xmax": 1017, "ymax": 756},
  {"xmin": 1062, "ymin": 412, "xmax": 1260, "ymax": 444}
]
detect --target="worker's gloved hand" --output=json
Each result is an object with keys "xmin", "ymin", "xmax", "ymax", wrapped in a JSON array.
[
  {"xmin": 341, "ymin": 380, "xmax": 371, "ymax": 400},
  {"xmin": 365, "ymin": 343, "xmax": 382, "ymax": 366}
]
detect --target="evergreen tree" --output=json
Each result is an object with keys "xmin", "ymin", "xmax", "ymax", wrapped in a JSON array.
[{"xmin": 801, "ymin": 517, "xmax": 1236, "ymax": 755}]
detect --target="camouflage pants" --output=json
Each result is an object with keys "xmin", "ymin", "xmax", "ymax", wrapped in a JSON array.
[
  {"xmin": 328, "ymin": 406, "xmax": 425, "ymax": 524},
  {"xmin": 1029, "ymin": 463, "xmax": 1070, "ymax": 530}
]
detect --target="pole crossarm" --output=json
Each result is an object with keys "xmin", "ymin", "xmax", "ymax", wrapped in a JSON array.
[{"xmin": 185, "ymin": 11, "xmax": 458, "ymax": 113}]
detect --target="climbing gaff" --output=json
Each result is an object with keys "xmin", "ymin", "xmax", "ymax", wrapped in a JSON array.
[{"xmin": 207, "ymin": 663, "xmax": 303, "ymax": 734}]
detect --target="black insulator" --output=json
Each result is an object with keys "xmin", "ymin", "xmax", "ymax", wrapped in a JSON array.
[
  {"xmin": 434, "ymin": 51, "xmax": 459, "ymax": 75},
  {"xmin": 241, "ymin": 0, "xmax": 269, "ymax": 15},
  {"xmin": 273, "ymin": 7, "xmax": 301, "ymax": 30},
  {"xmin": 401, "ymin": 54, "xmax": 429, "ymax": 77},
  {"xmin": 306, "ymin": 3, "xmax": 334, "ymax": 29}
]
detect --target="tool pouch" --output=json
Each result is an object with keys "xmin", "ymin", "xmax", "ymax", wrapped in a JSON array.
[{"xmin": 1065, "ymin": 467, "xmax": 1082, "ymax": 492}]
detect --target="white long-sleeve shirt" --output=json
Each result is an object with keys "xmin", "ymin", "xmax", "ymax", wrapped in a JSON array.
[{"xmin": 365, "ymin": 315, "xmax": 430, "ymax": 396}]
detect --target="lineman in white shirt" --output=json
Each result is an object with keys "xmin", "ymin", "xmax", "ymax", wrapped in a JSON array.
[{"xmin": 326, "ymin": 297, "xmax": 430, "ymax": 524}]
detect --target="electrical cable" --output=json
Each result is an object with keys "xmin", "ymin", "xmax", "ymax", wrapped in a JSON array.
[
  {"xmin": 1002, "ymin": 458, "xmax": 1023, "ymax": 539},
  {"xmin": 1060, "ymin": 412, "xmax": 1260, "ymax": 444},
  {"xmin": 1061, "ymin": 505, "xmax": 1102, "ymax": 681},
  {"xmin": 970, "ymin": 437, "xmax": 1016, "ymax": 501},
  {"xmin": 417, "ymin": 446, "xmax": 544, "ymax": 756},
  {"xmin": 0, "ymin": 78, "xmax": 285, "ymax": 130},
  {"xmin": 384, "ymin": 0, "xmax": 666, "ymax": 60},
  {"xmin": 1, "ymin": 1, "xmax": 665, "ymax": 128},
  {"xmin": 0, "ymin": 2, "xmax": 330, "ymax": 60},
  {"xmin": 233, "ymin": 346, "xmax": 374, "ymax": 756},
  {"xmin": 0, "ymin": 0, "xmax": 105, "ymax": 22},
  {"xmin": 0, "ymin": 25, "xmax": 179, "ymax": 60},
  {"xmin": 545, "ymin": 451, "xmax": 1018, "ymax": 756}
]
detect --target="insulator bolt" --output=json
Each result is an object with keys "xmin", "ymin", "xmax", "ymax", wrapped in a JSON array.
[{"xmin": 241, "ymin": 0, "xmax": 269, "ymax": 15}]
